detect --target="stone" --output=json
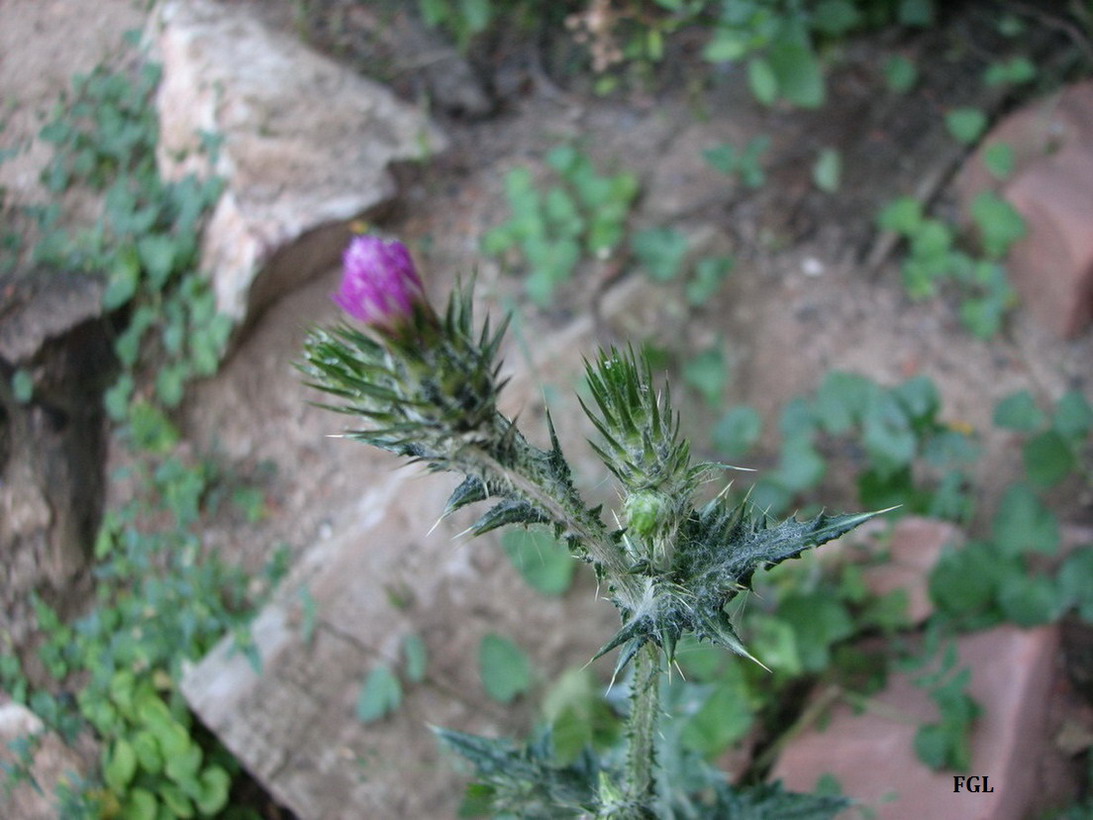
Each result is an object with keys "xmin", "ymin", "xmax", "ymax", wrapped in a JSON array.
[
  {"xmin": 0, "ymin": 695, "xmax": 95, "ymax": 819},
  {"xmin": 371, "ymin": 8, "xmax": 493, "ymax": 119},
  {"xmin": 956, "ymin": 80, "xmax": 1093, "ymax": 338},
  {"xmin": 772, "ymin": 625, "xmax": 1061, "ymax": 819},
  {"xmin": 0, "ymin": 271, "xmax": 112, "ymax": 644},
  {"xmin": 146, "ymin": 0, "xmax": 449, "ymax": 330}
]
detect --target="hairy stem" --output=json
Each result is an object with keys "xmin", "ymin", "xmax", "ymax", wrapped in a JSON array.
[
  {"xmin": 623, "ymin": 643, "xmax": 660, "ymax": 818},
  {"xmin": 463, "ymin": 436, "xmax": 645, "ymax": 605}
]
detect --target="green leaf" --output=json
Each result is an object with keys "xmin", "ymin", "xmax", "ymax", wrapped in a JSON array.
[
  {"xmin": 914, "ymin": 724, "xmax": 954, "ymax": 770},
  {"xmin": 704, "ymin": 28, "xmax": 750, "ymax": 63},
  {"xmin": 131, "ymin": 730, "xmax": 163, "ymax": 776},
  {"xmin": 777, "ymin": 434, "xmax": 826, "ymax": 493},
  {"xmin": 815, "ymin": 371, "xmax": 874, "ymax": 434},
  {"xmin": 898, "ymin": 0, "xmax": 934, "ymax": 26},
  {"xmin": 748, "ymin": 57, "xmax": 779, "ymax": 105},
  {"xmin": 403, "ymin": 634, "xmax": 428, "ymax": 683},
  {"xmin": 1053, "ymin": 390, "xmax": 1093, "ymax": 440},
  {"xmin": 780, "ymin": 396, "xmax": 818, "ymax": 440},
  {"xmin": 858, "ymin": 466, "xmax": 917, "ymax": 516},
  {"xmin": 703, "ymin": 143, "xmax": 738, "ymax": 175},
  {"xmin": 419, "ymin": 0, "xmax": 447, "ymax": 28},
  {"xmin": 120, "ymin": 788, "xmax": 158, "ymax": 820},
  {"xmin": 164, "ymin": 740, "xmax": 202, "ymax": 785},
  {"xmin": 105, "ymin": 738, "xmax": 138, "ymax": 792},
  {"xmin": 158, "ymin": 783, "xmax": 194, "ymax": 818},
  {"xmin": 909, "ymin": 219, "xmax": 953, "ymax": 259},
  {"xmin": 812, "ymin": 148, "xmax": 841, "ymax": 193},
  {"xmin": 971, "ymin": 191, "xmax": 1026, "ymax": 258},
  {"xmin": 813, "ymin": 0, "xmax": 862, "ymax": 36},
  {"xmin": 769, "ymin": 42, "xmax": 825, "ymax": 108},
  {"xmin": 155, "ymin": 362, "xmax": 189, "ymax": 408},
  {"xmin": 674, "ymin": 635, "xmax": 728, "ymax": 681},
  {"xmin": 540, "ymin": 667, "xmax": 619, "ymax": 765},
  {"xmin": 194, "ymin": 766, "xmax": 231, "ymax": 816},
  {"xmin": 998, "ymin": 572, "xmax": 1064, "ymax": 626},
  {"xmin": 127, "ymin": 400, "xmax": 180, "ymax": 453},
  {"xmin": 500, "ymin": 529, "xmax": 575, "ymax": 597},
  {"xmin": 893, "ymin": 375, "xmax": 940, "ymax": 424},
  {"xmin": 10, "ymin": 369, "xmax": 33, "ymax": 404},
  {"xmin": 863, "ymin": 390, "xmax": 916, "ymax": 476},
  {"xmin": 683, "ymin": 344, "xmax": 726, "ymax": 408},
  {"xmin": 458, "ymin": 0, "xmax": 492, "ymax": 35},
  {"xmin": 434, "ymin": 727, "xmax": 598, "ymax": 812},
  {"xmin": 740, "ymin": 136, "xmax": 771, "ymax": 188},
  {"xmin": 1023, "ymin": 430, "xmax": 1075, "ymax": 488},
  {"xmin": 884, "ymin": 55, "xmax": 917, "ymax": 93},
  {"xmin": 479, "ymin": 634, "xmax": 532, "ymax": 704},
  {"xmin": 686, "ymin": 255, "xmax": 734, "ymax": 305},
  {"xmin": 993, "ymin": 390, "xmax": 1045, "ymax": 432},
  {"xmin": 481, "ymin": 225, "xmax": 515, "ymax": 255},
  {"xmin": 712, "ymin": 406, "xmax": 762, "ymax": 458},
  {"xmin": 632, "ymin": 227, "xmax": 688, "ymax": 282},
  {"xmin": 984, "ymin": 56, "xmax": 1036, "ymax": 87},
  {"xmin": 931, "ymin": 542, "xmax": 1001, "ymax": 621},
  {"xmin": 877, "ymin": 196, "xmax": 922, "ymax": 234},
  {"xmin": 103, "ymin": 245, "xmax": 142, "ymax": 310},
  {"xmin": 357, "ymin": 665, "xmax": 403, "ymax": 723},
  {"xmin": 1058, "ymin": 548, "xmax": 1093, "ymax": 621},
  {"xmin": 750, "ymin": 615, "xmax": 802, "ymax": 675},
  {"xmin": 946, "ymin": 108, "xmax": 987, "ymax": 145},
  {"xmin": 137, "ymin": 234, "xmax": 176, "ymax": 290},
  {"xmin": 543, "ymin": 188, "xmax": 583, "ymax": 238},
  {"xmin": 915, "ymin": 667, "xmax": 979, "ymax": 771},
  {"xmin": 992, "ymin": 483, "xmax": 1059, "ymax": 556},
  {"xmin": 983, "ymin": 142, "xmax": 1015, "ymax": 180},
  {"xmin": 680, "ymin": 675, "xmax": 754, "ymax": 756},
  {"xmin": 777, "ymin": 593, "xmax": 854, "ymax": 672}
]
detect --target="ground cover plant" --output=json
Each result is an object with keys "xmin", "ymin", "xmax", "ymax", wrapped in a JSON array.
[{"xmin": 0, "ymin": 37, "xmax": 281, "ymax": 817}]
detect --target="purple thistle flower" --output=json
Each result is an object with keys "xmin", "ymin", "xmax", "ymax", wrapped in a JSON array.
[{"xmin": 333, "ymin": 236, "xmax": 427, "ymax": 328}]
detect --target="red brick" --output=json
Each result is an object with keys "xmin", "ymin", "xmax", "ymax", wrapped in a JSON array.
[
  {"xmin": 771, "ymin": 625, "xmax": 1060, "ymax": 819},
  {"xmin": 1005, "ymin": 153, "xmax": 1093, "ymax": 337},
  {"xmin": 957, "ymin": 81, "xmax": 1093, "ymax": 338}
]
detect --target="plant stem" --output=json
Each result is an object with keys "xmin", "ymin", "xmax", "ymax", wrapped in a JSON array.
[
  {"xmin": 464, "ymin": 436, "xmax": 644, "ymax": 605},
  {"xmin": 623, "ymin": 643, "xmax": 660, "ymax": 818}
]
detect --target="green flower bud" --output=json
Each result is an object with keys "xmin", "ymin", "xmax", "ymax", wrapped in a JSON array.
[{"xmin": 625, "ymin": 491, "xmax": 669, "ymax": 538}]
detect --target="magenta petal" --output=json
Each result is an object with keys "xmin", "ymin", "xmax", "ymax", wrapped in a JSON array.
[{"xmin": 334, "ymin": 236, "xmax": 424, "ymax": 326}]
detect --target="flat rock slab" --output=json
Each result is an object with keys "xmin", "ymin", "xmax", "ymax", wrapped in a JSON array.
[
  {"xmin": 148, "ymin": 0, "xmax": 447, "ymax": 328},
  {"xmin": 772, "ymin": 625, "xmax": 1060, "ymax": 819}
]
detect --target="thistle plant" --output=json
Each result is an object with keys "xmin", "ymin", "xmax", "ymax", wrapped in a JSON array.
[{"xmin": 302, "ymin": 235, "xmax": 882, "ymax": 818}]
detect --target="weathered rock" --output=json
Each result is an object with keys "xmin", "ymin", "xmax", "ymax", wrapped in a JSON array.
[
  {"xmin": 0, "ymin": 694, "xmax": 96, "ymax": 819},
  {"xmin": 147, "ymin": 0, "xmax": 449, "ymax": 330},
  {"xmin": 370, "ymin": 7, "xmax": 493, "ymax": 119},
  {"xmin": 772, "ymin": 625, "xmax": 1063, "ymax": 819},
  {"xmin": 0, "ymin": 271, "xmax": 112, "ymax": 644},
  {"xmin": 957, "ymin": 80, "xmax": 1093, "ymax": 338}
]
